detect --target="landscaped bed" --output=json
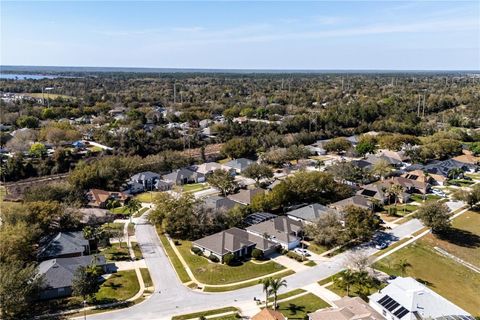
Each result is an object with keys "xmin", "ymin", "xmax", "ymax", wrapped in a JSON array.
[
  {"xmin": 96, "ymin": 270, "xmax": 140, "ymax": 304},
  {"xmin": 174, "ymin": 239, "xmax": 286, "ymax": 285},
  {"xmin": 275, "ymin": 293, "xmax": 330, "ymax": 319},
  {"xmin": 373, "ymin": 241, "xmax": 480, "ymax": 316}
]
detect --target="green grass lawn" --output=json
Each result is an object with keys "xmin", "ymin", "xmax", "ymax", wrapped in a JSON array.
[
  {"xmin": 101, "ymin": 243, "xmax": 130, "ymax": 261},
  {"xmin": 103, "ymin": 222, "xmax": 124, "ymax": 232},
  {"xmin": 304, "ymin": 260, "xmax": 317, "ymax": 267},
  {"xmin": 410, "ymin": 194, "xmax": 441, "ymax": 203},
  {"xmin": 305, "ymin": 242, "xmax": 328, "ymax": 255},
  {"xmin": 374, "ymin": 241, "xmax": 480, "ymax": 316},
  {"xmin": 158, "ymin": 233, "xmax": 192, "ymax": 283},
  {"xmin": 174, "ymin": 239, "xmax": 286, "ymax": 285},
  {"xmin": 140, "ymin": 268, "xmax": 153, "ymax": 288},
  {"xmin": 135, "ymin": 192, "xmax": 163, "ymax": 203},
  {"xmin": 202, "ymin": 270, "xmax": 295, "ymax": 292},
  {"xmin": 182, "ymin": 183, "xmax": 208, "ymax": 193},
  {"xmin": 276, "ymin": 293, "xmax": 330, "ymax": 319},
  {"xmin": 132, "ymin": 242, "xmax": 143, "ymax": 260},
  {"xmin": 95, "ymin": 271, "xmax": 139, "ymax": 304},
  {"xmin": 326, "ymin": 280, "xmax": 384, "ymax": 298},
  {"xmin": 318, "ymin": 272, "xmax": 341, "ymax": 286},
  {"xmin": 448, "ymin": 179, "xmax": 475, "ymax": 187},
  {"xmin": 171, "ymin": 307, "xmax": 239, "ymax": 320},
  {"xmin": 421, "ymin": 211, "xmax": 480, "ymax": 267},
  {"xmin": 267, "ymin": 289, "xmax": 306, "ymax": 302},
  {"xmin": 110, "ymin": 206, "xmax": 129, "ymax": 214},
  {"xmin": 382, "ymin": 203, "xmax": 418, "ymax": 217}
]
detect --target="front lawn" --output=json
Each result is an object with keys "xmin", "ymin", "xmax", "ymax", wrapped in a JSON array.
[
  {"xmin": 182, "ymin": 183, "xmax": 208, "ymax": 193},
  {"xmin": 202, "ymin": 270, "xmax": 295, "ymax": 292},
  {"xmin": 382, "ymin": 203, "xmax": 418, "ymax": 217},
  {"xmin": 110, "ymin": 206, "xmax": 129, "ymax": 215},
  {"xmin": 134, "ymin": 207, "xmax": 149, "ymax": 217},
  {"xmin": 174, "ymin": 239, "xmax": 286, "ymax": 285},
  {"xmin": 267, "ymin": 289, "xmax": 306, "ymax": 302},
  {"xmin": 101, "ymin": 243, "xmax": 130, "ymax": 261},
  {"xmin": 410, "ymin": 194, "xmax": 441, "ymax": 203},
  {"xmin": 132, "ymin": 242, "xmax": 143, "ymax": 260},
  {"xmin": 95, "ymin": 270, "xmax": 139, "ymax": 304},
  {"xmin": 373, "ymin": 241, "xmax": 480, "ymax": 316},
  {"xmin": 276, "ymin": 293, "xmax": 330, "ymax": 319},
  {"xmin": 158, "ymin": 233, "xmax": 192, "ymax": 283},
  {"xmin": 305, "ymin": 242, "xmax": 328, "ymax": 255},
  {"xmin": 135, "ymin": 191, "xmax": 163, "ymax": 203}
]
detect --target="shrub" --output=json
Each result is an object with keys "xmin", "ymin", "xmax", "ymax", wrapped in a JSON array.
[
  {"xmin": 252, "ymin": 248, "xmax": 264, "ymax": 260},
  {"xmin": 209, "ymin": 254, "xmax": 220, "ymax": 263},
  {"xmin": 286, "ymin": 251, "xmax": 304, "ymax": 262},
  {"xmin": 223, "ymin": 253, "xmax": 236, "ymax": 266},
  {"xmin": 191, "ymin": 246, "xmax": 203, "ymax": 256}
]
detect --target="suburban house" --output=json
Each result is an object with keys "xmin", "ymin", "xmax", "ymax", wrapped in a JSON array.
[
  {"xmin": 357, "ymin": 181, "xmax": 410, "ymax": 204},
  {"xmin": 192, "ymin": 227, "xmax": 278, "ymax": 262},
  {"xmin": 329, "ymin": 195, "xmax": 372, "ymax": 212},
  {"xmin": 390, "ymin": 176, "xmax": 430, "ymax": 195},
  {"xmin": 252, "ymin": 308, "xmax": 286, "ymax": 320},
  {"xmin": 162, "ymin": 168, "xmax": 206, "ymax": 185},
  {"xmin": 195, "ymin": 162, "xmax": 235, "ymax": 176},
  {"xmin": 402, "ymin": 170, "xmax": 447, "ymax": 186},
  {"xmin": 286, "ymin": 203, "xmax": 340, "ymax": 224},
  {"xmin": 423, "ymin": 158, "xmax": 478, "ymax": 178},
  {"xmin": 369, "ymin": 277, "xmax": 474, "ymax": 320},
  {"xmin": 378, "ymin": 149, "xmax": 410, "ymax": 164},
  {"xmin": 130, "ymin": 171, "xmax": 161, "ymax": 190},
  {"xmin": 224, "ymin": 158, "xmax": 255, "ymax": 173},
  {"xmin": 37, "ymin": 255, "xmax": 107, "ymax": 300},
  {"xmin": 78, "ymin": 208, "xmax": 113, "ymax": 225},
  {"xmin": 228, "ymin": 188, "xmax": 265, "ymax": 206},
  {"xmin": 246, "ymin": 216, "xmax": 303, "ymax": 250},
  {"xmin": 202, "ymin": 195, "xmax": 239, "ymax": 211},
  {"xmin": 243, "ymin": 212, "xmax": 278, "ymax": 226},
  {"xmin": 309, "ymin": 297, "xmax": 384, "ymax": 320},
  {"xmin": 307, "ymin": 139, "xmax": 330, "ymax": 155},
  {"xmin": 86, "ymin": 189, "xmax": 130, "ymax": 208},
  {"xmin": 37, "ymin": 231, "xmax": 91, "ymax": 261}
]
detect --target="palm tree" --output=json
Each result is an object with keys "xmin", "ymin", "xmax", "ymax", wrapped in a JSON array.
[
  {"xmin": 372, "ymin": 159, "xmax": 392, "ymax": 180},
  {"xmin": 106, "ymin": 198, "xmax": 120, "ymax": 211},
  {"xmin": 259, "ymin": 277, "xmax": 272, "ymax": 308},
  {"xmin": 334, "ymin": 270, "xmax": 356, "ymax": 296},
  {"xmin": 395, "ymin": 259, "xmax": 411, "ymax": 276},
  {"xmin": 269, "ymin": 278, "xmax": 287, "ymax": 310},
  {"xmin": 126, "ymin": 198, "xmax": 141, "ymax": 223},
  {"xmin": 388, "ymin": 184, "xmax": 404, "ymax": 207},
  {"xmin": 448, "ymin": 168, "xmax": 464, "ymax": 180}
]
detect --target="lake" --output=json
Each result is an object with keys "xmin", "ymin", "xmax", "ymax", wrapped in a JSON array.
[{"xmin": 0, "ymin": 73, "xmax": 59, "ymax": 80}]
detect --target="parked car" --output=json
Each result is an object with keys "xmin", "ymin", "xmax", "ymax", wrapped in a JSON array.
[
  {"xmin": 375, "ymin": 242, "xmax": 388, "ymax": 250},
  {"xmin": 294, "ymin": 248, "xmax": 311, "ymax": 256},
  {"xmin": 431, "ymin": 189, "xmax": 447, "ymax": 198}
]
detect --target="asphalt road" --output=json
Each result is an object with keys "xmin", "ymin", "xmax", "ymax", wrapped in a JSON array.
[{"xmin": 86, "ymin": 213, "xmax": 426, "ymax": 320}]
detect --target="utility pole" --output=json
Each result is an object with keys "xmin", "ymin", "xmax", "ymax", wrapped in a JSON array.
[{"xmin": 173, "ymin": 83, "xmax": 176, "ymax": 103}]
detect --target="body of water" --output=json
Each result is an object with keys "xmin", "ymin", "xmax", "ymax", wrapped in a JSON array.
[{"xmin": 0, "ymin": 73, "xmax": 59, "ymax": 80}]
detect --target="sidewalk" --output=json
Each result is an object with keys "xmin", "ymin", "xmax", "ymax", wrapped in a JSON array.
[{"xmin": 303, "ymin": 283, "xmax": 340, "ymax": 306}]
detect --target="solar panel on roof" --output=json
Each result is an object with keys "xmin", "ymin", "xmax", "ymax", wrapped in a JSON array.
[
  {"xmin": 379, "ymin": 296, "xmax": 394, "ymax": 308},
  {"xmin": 393, "ymin": 307, "xmax": 409, "ymax": 319},
  {"xmin": 377, "ymin": 295, "xmax": 390, "ymax": 304},
  {"xmin": 386, "ymin": 301, "xmax": 400, "ymax": 312}
]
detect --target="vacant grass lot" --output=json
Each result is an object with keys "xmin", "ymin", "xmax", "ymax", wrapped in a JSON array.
[
  {"xmin": 96, "ymin": 271, "xmax": 139, "ymax": 304},
  {"xmin": 374, "ymin": 241, "xmax": 480, "ymax": 316},
  {"xmin": 175, "ymin": 239, "xmax": 286, "ymax": 285},
  {"xmin": 276, "ymin": 293, "xmax": 330, "ymax": 319},
  {"xmin": 171, "ymin": 307, "xmax": 239, "ymax": 320},
  {"xmin": 421, "ymin": 211, "xmax": 480, "ymax": 267},
  {"xmin": 158, "ymin": 234, "xmax": 192, "ymax": 283}
]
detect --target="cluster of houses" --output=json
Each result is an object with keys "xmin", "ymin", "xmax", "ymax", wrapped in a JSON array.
[
  {"xmin": 254, "ymin": 277, "xmax": 474, "ymax": 320},
  {"xmin": 36, "ymin": 231, "xmax": 108, "ymax": 300}
]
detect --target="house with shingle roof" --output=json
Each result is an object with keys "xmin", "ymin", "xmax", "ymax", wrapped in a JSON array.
[
  {"xmin": 228, "ymin": 188, "xmax": 265, "ymax": 206},
  {"xmin": 192, "ymin": 227, "xmax": 278, "ymax": 262},
  {"xmin": 252, "ymin": 308, "xmax": 286, "ymax": 320},
  {"xmin": 37, "ymin": 255, "xmax": 107, "ymax": 300},
  {"xmin": 202, "ymin": 195, "xmax": 239, "ymax": 211},
  {"xmin": 246, "ymin": 216, "xmax": 303, "ymax": 250},
  {"xmin": 309, "ymin": 297, "xmax": 385, "ymax": 320},
  {"xmin": 224, "ymin": 158, "xmax": 255, "ymax": 173},
  {"xmin": 286, "ymin": 203, "xmax": 340, "ymax": 224},
  {"xmin": 329, "ymin": 195, "xmax": 372, "ymax": 212},
  {"xmin": 38, "ymin": 231, "xmax": 90, "ymax": 261},
  {"xmin": 86, "ymin": 189, "xmax": 130, "ymax": 208},
  {"xmin": 162, "ymin": 168, "xmax": 206, "ymax": 185}
]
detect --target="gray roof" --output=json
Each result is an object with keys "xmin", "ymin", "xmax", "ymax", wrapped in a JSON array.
[
  {"xmin": 131, "ymin": 171, "xmax": 160, "ymax": 182},
  {"xmin": 163, "ymin": 168, "xmax": 203, "ymax": 183},
  {"xmin": 330, "ymin": 195, "xmax": 371, "ymax": 210},
  {"xmin": 228, "ymin": 188, "xmax": 264, "ymax": 205},
  {"xmin": 38, "ymin": 232, "xmax": 89, "ymax": 260},
  {"xmin": 38, "ymin": 255, "xmax": 106, "ymax": 289},
  {"xmin": 246, "ymin": 216, "xmax": 303, "ymax": 245},
  {"xmin": 193, "ymin": 228, "xmax": 260, "ymax": 256},
  {"xmin": 225, "ymin": 158, "xmax": 255, "ymax": 171},
  {"xmin": 203, "ymin": 195, "xmax": 238, "ymax": 211},
  {"xmin": 286, "ymin": 203, "xmax": 338, "ymax": 223}
]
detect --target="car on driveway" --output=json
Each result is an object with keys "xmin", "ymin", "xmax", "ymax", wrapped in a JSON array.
[
  {"xmin": 294, "ymin": 248, "xmax": 311, "ymax": 256},
  {"xmin": 431, "ymin": 189, "xmax": 447, "ymax": 198},
  {"xmin": 375, "ymin": 242, "xmax": 388, "ymax": 250}
]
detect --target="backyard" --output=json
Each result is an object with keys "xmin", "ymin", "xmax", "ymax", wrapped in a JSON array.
[
  {"xmin": 275, "ymin": 293, "xmax": 330, "ymax": 319},
  {"xmin": 174, "ymin": 239, "xmax": 286, "ymax": 285},
  {"xmin": 373, "ymin": 240, "xmax": 480, "ymax": 316}
]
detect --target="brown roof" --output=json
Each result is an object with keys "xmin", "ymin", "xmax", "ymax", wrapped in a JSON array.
[
  {"xmin": 87, "ymin": 189, "xmax": 129, "ymax": 207},
  {"xmin": 403, "ymin": 170, "xmax": 447, "ymax": 183},
  {"xmin": 252, "ymin": 308, "xmax": 286, "ymax": 320},
  {"xmin": 309, "ymin": 297, "xmax": 384, "ymax": 320},
  {"xmin": 228, "ymin": 188, "xmax": 265, "ymax": 205},
  {"xmin": 452, "ymin": 154, "xmax": 480, "ymax": 165}
]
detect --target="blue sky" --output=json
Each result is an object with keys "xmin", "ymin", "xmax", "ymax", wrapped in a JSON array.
[{"xmin": 1, "ymin": 1, "xmax": 479, "ymax": 70}]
